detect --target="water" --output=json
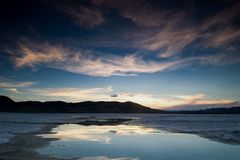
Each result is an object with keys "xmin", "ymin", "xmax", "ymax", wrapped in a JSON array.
[
  {"xmin": 38, "ymin": 123, "xmax": 240, "ymax": 160},
  {"xmin": 1, "ymin": 113, "xmax": 240, "ymax": 160}
]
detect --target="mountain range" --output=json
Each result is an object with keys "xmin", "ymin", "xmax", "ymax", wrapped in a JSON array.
[{"xmin": 0, "ymin": 95, "xmax": 239, "ymax": 114}]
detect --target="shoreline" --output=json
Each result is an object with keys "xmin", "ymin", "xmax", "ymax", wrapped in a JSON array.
[
  {"xmin": 1, "ymin": 114, "xmax": 240, "ymax": 159},
  {"xmin": 0, "ymin": 123, "xmax": 64, "ymax": 160},
  {"xmin": 0, "ymin": 117, "xmax": 133, "ymax": 160}
]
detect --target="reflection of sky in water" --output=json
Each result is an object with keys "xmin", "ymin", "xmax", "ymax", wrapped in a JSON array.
[
  {"xmin": 40, "ymin": 124, "xmax": 158, "ymax": 144},
  {"xmin": 78, "ymin": 156, "xmax": 139, "ymax": 160},
  {"xmin": 38, "ymin": 124, "xmax": 240, "ymax": 160}
]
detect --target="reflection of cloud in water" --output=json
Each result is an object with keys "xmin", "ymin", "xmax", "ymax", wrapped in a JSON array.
[
  {"xmin": 40, "ymin": 124, "xmax": 157, "ymax": 144},
  {"xmin": 78, "ymin": 156, "xmax": 139, "ymax": 160}
]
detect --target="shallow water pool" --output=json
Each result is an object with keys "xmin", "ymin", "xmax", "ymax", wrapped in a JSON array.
[{"xmin": 38, "ymin": 123, "xmax": 240, "ymax": 160}]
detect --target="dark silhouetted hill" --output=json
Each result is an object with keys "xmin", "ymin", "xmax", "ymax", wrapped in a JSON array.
[
  {"xmin": 0, "ymin": 95, "xmax": 163, "ymax": 113},
  {"xmin": 173, "ymin": 107, "xmax": 240, "ymax": 114},
  {"xmin": 0, "ymin": 95, "xmax": 239, "ymax": 114}
]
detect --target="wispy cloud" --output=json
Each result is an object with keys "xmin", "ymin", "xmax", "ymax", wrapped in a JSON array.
[
  {"xmin": 4, "ymin": 88, "xmax": 21, "ymax": 94},
  {"xmin": 198, "ymin": 53, "xmax": 240, "ymax": 66},
  {"xmin": 94, "ymin": 0, "xmax": 169, "ymax": 27},
  {"xmin": 15, "ymin": 42, "xmax": 66, "ymax": 67},
  {"xmin": 140, "ymin": 6, "xmax": 240, "ymax": 57},
  {"xmin": 0, "ymin": 76, "xmax": 35, "ymax": 88},
  {"xmin": 29, "ymin": 86, "xmax": 113, "ymax": 102},
  {"xmin": 115, "ymin": 93, "xmax": 235, "ymax": 109},
  {"xmin": 26, "ymin": 87, "xmax": 236, "ymax": 109},
  {"xmin": 0, "ymin": 82, "xmax": 34, "ymax": 88},
  {"xmin": 141, "ymin": 25, "xmax": 197, "ymax": 58},
  {"xmin": 9, "ymin": 39, "xmax": 240, "ymax": 77},
  {"xmin": 203, "ymin": 28, "xmax": 240, "ymax": 48},
  {"xmin": 27, "ymin": 87, "xmax": 168, "ymax": 106},
  {"xmin": 5, "ymin": 1, "xmax": 240, "ymax": 77},
  {"xmin": 174, "ymin": 93, "xmax": 205, "ymax": 104},
  {"xmin": 1, "ymin": 76, "xmax": 234, "ymax": 109},
  {"xmin": 94, "ymin": 0, "xmax": 196, "ymax": 57},
  {"xmin": 94, "ymin": 1, "xmax": 240, "ymax": 57},
  {"xmin": 11, "ymin": 40, "xmax": 190, "ymax": 77},
  {"xmin": 0, "ymin": 76, "xmax": 35, "ymax": 95},
  {"xmin": 55, "ymin": 1, "xmax": 105, "ymax": 27},
  {"xmin": 201, "ymin": 4, "xmax": 240, "ymax": 31},
  {"xmin": 172, "ymin": 93, "xmax": 234, "ymax": 105}
]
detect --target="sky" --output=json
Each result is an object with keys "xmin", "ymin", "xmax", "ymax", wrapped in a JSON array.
[{"xmin": 0, "ymin": 0, "xmax": 240, "ymax": 110}]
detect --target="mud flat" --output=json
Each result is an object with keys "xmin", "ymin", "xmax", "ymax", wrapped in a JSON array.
[{"xmin": 0, "ymin": 123, "xmax": 63, "ymax": 160}]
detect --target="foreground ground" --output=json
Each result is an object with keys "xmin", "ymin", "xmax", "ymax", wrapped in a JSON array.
[{"xmin": 0, "ymin": 113, "xmax": 240, "ymax": 160}]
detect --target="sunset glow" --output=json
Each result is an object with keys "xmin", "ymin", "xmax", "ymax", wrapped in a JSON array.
[{"xmin": 0, "ymin": 0, "xmax": 239, "ymax": 110}]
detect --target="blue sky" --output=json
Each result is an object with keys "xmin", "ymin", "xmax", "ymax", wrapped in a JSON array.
[{"xmin": 0, "ymin": 0, "xmax": 240, "ymax": 110}]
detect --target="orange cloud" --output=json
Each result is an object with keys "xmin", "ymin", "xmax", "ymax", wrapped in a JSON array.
[{"xmin": 12, "ymin": 41, "xmax": 188, "ymax": 77}]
